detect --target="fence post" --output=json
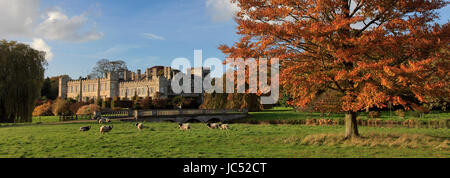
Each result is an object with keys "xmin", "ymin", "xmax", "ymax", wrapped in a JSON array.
[
  {"xmin": 134, "ymin": 110, "xmax": 139, "ymax": 120},
  {"xmin": 128, "ymin": 109, "xmax": 133, "ymax": 117}
]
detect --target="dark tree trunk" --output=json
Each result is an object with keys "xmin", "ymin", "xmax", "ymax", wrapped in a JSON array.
[{"xmin": 345, "ymin": 111, "xmax": 359, "ymax": 139}]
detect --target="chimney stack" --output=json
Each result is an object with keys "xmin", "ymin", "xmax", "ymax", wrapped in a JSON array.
[
  {"xmin": 137, "ymin": 69, "xmax": 141, "ymax": 81},
  {"xmin": 146, "ymin": 68, "xmax": 151, "ymax": 80},
  {"xmin": 131, "ymin": 72, "xmax": 135, "ymax": 80},
  {"xmin": 152, "ymin": 68, "xmax": 157, "ymax": 78}
]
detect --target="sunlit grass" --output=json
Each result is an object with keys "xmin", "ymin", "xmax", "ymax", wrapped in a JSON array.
[
  {"xmin": 249, "ymin": 107, "xmax": 450, "ymax": 122},
  {"xmin": 0, "ymin": 121, "xmax": 448, "ymax": 158}
]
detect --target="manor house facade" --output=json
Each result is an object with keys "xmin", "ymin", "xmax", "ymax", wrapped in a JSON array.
[{"xmin": 58, "ymin": 66, "xmax": 210, "ymax": 101}]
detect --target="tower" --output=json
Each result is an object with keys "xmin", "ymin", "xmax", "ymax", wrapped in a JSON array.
[{"xmin": 58, "ymin": 76, "xmax": 70, "ymax": 99}]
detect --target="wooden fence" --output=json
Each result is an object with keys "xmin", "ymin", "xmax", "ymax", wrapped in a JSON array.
[
  {"xmin": 59, "ymin": 114, "xmax": 92, "ymax": 122},
  {"xmin": 94, "ymin": 109, "xmax": 248, "ymax": 119},
  {"xmin": 95, "ymin": 110, "xmax": 132, "ymax": 119},
  {"xmin": 135, "ymin": 109, "xmax": 248, "ymax": 118}
]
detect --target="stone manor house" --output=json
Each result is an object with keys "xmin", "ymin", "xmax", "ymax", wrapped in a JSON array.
[{"xmin": 58, "ymin": 66, "xmax": 210, "ymax": 101}]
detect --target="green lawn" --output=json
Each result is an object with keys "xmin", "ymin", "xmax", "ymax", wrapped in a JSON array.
[
  {"xmin": 0, "ymin": 108, "xmax": 447, "ymax": 158},
  {"xmin": 249, "ymin": 107, "xmax": 450, "ymax": 122},
  {"xmin": 32, "ymin": 116, "xmax": 62, "ymax": 123},
  {"xmin": 0, "ymin": 121, "xmax": 448, "ymax": 158}
]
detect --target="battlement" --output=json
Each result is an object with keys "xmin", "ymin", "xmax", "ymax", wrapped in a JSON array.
[{"xmin": 59, "ymin": 65, "xmax": 208, "ymax": 101}]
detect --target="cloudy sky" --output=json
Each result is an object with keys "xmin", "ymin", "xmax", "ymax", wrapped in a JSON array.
[{"xmin": 0, "ymin": 0, "xmax": 449, "ymax": 78}]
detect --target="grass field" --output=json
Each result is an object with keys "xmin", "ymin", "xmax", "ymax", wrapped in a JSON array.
[
  {"xmin": 249, "ymin": 107, "xmax": 450, "ymax": 122},
  {"xmin": 22, "ymin": 107, "xmax": 449, "ymax": 125},
  {"xmin": 0, "ymin": 121, "xmax": 448, "ymax": 158},
  {"xmin": 0, "ymin": 108, "xmax": 448, "ymax": 158}
]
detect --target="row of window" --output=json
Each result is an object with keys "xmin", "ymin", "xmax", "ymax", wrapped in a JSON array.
[
  {"xmin": 121, "ymin": 87, "xmax": 154, "ymax": 96},
  {"xmin": 69, "ymin": 83, "xmax": 114, "ymax": 93}
]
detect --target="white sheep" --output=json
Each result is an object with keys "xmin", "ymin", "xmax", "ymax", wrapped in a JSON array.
[
  {"xmin": 98, "ymin": 117, "xmax": 111, "ymax": 124},
  {"xmin": 219, "ymin": 124, "xmax": 229, "ymax": 130},
  {"xmin": 100, "ymin": 125, "xmax": 113, "ymax": 133},
  {"xmin": 136, "ymin": 123, "xmax": 145, "ymax": 131},
  {"xmin": 79, "ymin": 126, "xmax": 91, "ymax": 132},
  {"xmin": 178, "ymin": 123, "xmax": 190, "ymax": 131},
  {"xmin": 206, "ymin": 123, "xmax": 219, "ymax": 129}
]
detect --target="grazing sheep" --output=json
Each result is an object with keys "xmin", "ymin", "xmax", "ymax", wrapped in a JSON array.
[
  {"xmin": 136, "ymin": 123, "xmax": 145, "ymax": 131},
  {"xmin": 206, "ymin": 123, "xmax": 219, "ymax": 129},
  {"xmin": 98, "ymin": 117, "xmax": 111, "ymax": 124},
  {"xmin": 219, "ymin": 124, "xmax": 229, "ymax": 130},
  {"xmin": 79, "ymin": 126, "xmax": 91, "ymax": 132},
  {"xmin": 100, "ymin": 125, "xmax": 113, "ymax": 133},
  {"xmin": 98, "ymin": 118, "xmax": 106, "ymax": 124},
  {"xmin": 178, "ymin": 123, "xmax": 190, "ymax": 131}
]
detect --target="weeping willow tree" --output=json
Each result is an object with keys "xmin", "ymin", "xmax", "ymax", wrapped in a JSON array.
[{"xmin": 0, "ymin": 40, "xmax": 47, "ymax": 123}]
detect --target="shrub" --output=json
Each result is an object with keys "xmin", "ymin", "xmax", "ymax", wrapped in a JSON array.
[
  {"xmin": 112, "ymin": 107, "xmax": 122, "ymax": 111},
  {"xmin": 96, "ymin": 98, "xmax": 102, "ymax": 107},
  {"xmin": 132, "ymin": 95, "xmax": 138, "ymax": 101},
  {"xmin": 52, "ymin": 98, "xmax": 72, "ymax": 116},
  {"xmin": 153, "ymin": 98, "xmax": 169, "ymax": 109},
  {"xmin": 411, "ymin": 111, "xmax": 423, "ymax": 118},
  {"xmin": 76, "ymin": 104, "xmax": 100, "ymax": 115},
  {"xmin": 171, "ymin": 96, "xmax": 183, "ymax": 109},
  {"xmin": 101, "ymin": 100, "xmax": 107, "ymax": 109},
  {"xmin": 69, "ymin": 101, "xmax": 88, "ymax": 114},
  {"xmin": 182, "ymin": 97, "xmax": 199, "ymax": 109},
  {"xmin": 368, "ymin": 111, "xmax": 381, "ymax": 118},
  {"xmin": 395, "ymin": 109, "xmax": 405, "ymax": 118},
  {"xmin": 32, "ymin": 101, "xmax": 53, "ymax": 116},
  {"xmin": 66, "ymin": 98, "xmax": 77, "ymax": 104},
  {"xmin": 88, "ymin": 98, "xmax": 95, "ymax": 104},
  {"xmin": 111, "ymin": 97, "xmax": 120, "ymax": 109},
  {"xmin": 119, "ymin": 99, "xmax": 134, "ymax": 109},
  {"xmin": 132, "ymin": 102, "xmax": 142, "ymax": 110},
  {"xmin": 140, "ymin": 97, "xmax": 153, "ymax": 109},
  {"xmin": 35, "ymin": 98, "xmax": 46, "ymax": 107}
]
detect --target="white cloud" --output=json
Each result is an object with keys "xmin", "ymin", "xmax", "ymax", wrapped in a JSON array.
[
  {"xmin": 100, "ymin": 44, "xmax": 141, "ymax": 55},
  {"xmin": 141, "ymin": 33, "xmax": 165, "ymax": 40},
  {"xmin": 0, "ymin": 0, "xmax": 103, "ymax": 42},
  {"xmin": 36, "ymin": 9, "xmax": 103, "ymax": 42},
  {"xmin": 0, "ymin": 0, "xmax": 39, "ymax": 37},
  {"xmin": 31, "ymin": 38, "xmax": 54, "ymax": 61},
  {"xmin": 205, "ymin": 0, "xmax": 240, "ymax": 22}
]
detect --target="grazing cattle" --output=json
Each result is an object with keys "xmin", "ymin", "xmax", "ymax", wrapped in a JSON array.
[
  {"xmin": 100, "ymin": 125, "xmax": 113, "ymax": 133},
  {"xmin": 79, "ymin": 126, "xmax": 91, "ymax": 132},
  {"xmin": 206, "ymin": 123, "xmax": 219, "ymax": 129},
  {"xmin": 136, "ymin": 123, "xmax": 145, "ymax": 131},
  {"xmin": 178, "ymin": 123, "xmax": 190, "ymax": 131}
]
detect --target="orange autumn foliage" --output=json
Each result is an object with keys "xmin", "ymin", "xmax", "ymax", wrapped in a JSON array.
[{"xmin": 220, "ymin": 0, "xmax": 449, "ymax": 113}]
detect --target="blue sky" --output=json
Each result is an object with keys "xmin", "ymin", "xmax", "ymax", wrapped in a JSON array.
[{"xmin": 0, "ymin": 0, "xmax": 449, "ymax": 78}]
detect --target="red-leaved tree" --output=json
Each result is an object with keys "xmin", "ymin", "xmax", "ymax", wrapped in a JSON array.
[{"xmin": 220, "ymin": 0, "xmax": 449, "ymax": 138}]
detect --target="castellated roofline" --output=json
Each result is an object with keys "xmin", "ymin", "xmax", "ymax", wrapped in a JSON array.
[
  {"xmin": 67, "ymin": 77, "xmax": 114, "ymax": 83},
  {"xmin": 59, "ymin": 65, "xmax": 208, "ymax": 101},
  {"xmin": 119, "ymin": 80, "xmax": 154, "ymax": 85}
]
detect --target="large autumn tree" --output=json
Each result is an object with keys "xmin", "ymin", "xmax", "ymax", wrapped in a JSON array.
[{"xmin": 220, "ymin": 0, "xmax": 449, "ymax": 138}]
